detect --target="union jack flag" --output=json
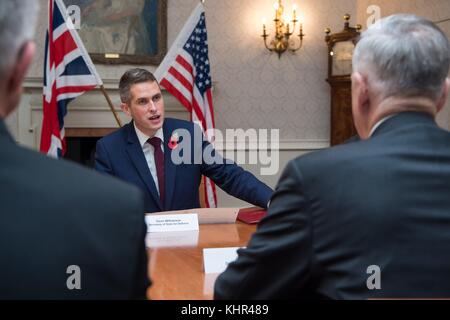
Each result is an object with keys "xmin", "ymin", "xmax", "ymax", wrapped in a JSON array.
[
  {"xmin": 155, "ymin": 3, "xmax": 217, "ymax": 208},
  {"xmin": 41, "ymin": 0, "xmax": 102, "ymax": 157}
]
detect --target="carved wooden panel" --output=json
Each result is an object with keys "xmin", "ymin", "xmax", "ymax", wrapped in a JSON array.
[{"xmin": 329, "ymin": 79, "xmax": 357, "ymax": 145}]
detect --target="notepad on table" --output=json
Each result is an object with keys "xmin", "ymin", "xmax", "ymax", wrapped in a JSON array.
[{"xmin": 237, "ymin": 206, "xmax": 267, "ymax": 224}]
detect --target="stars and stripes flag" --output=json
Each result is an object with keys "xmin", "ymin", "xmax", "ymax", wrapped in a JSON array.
[
  {"xmin": 41, "ymin": 0, "xmax": 102, "ymax": 157},
  {"xmin": 155, "ymin": 3, "xmax": 217, "ymax": 208}
]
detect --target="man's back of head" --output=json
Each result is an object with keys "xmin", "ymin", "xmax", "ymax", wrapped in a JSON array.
[
  {"xmin": 0, "ymin": 0, "xmax": 38, "ymax": 118},
  {"xmin": 351, "ymin": 14, "xmax": 450, "ymax": 138}
]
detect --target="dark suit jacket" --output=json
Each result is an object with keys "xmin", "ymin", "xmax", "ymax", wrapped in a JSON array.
[
  {"xmin": 95, "ymin": 118, "xmax": 273, "ymax": 213},
  {"xmin": 215, "ymin": 112, "xmax": 450, "ymax": 299},
  {"xmin": 0, "ymin": 120, "xmax": 149, "ymax": 299}
]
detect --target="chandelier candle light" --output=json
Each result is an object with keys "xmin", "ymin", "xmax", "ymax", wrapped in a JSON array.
[{"xmin": 262, "ymin": 0, "xmax": 305, "ymax": 58}]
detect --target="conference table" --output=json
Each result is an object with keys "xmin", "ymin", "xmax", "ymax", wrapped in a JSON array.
[{"xmin": 146, "ymin": 221, "xmax": 257, "ymax": 300}]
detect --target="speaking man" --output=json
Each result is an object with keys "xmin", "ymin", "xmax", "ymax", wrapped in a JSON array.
[{"xmin": 95, "ymin": 68, "xmax": 273, "ymax": 213}]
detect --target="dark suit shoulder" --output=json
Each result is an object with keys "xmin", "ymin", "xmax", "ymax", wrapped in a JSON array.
[
  {"xmin": 0, "ymin": 142, "xmax": 147, "ymax": 299},
  {"xmin": 291, "ymin": 140, "xmax": 369, "ymax": 171}
]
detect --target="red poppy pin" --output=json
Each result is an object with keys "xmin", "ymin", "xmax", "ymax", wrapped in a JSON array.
[{"xmin": 168, "ymin": 132, "xmax": 179, "ymax": 150}]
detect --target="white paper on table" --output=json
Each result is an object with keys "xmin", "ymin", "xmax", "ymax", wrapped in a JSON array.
[{"xmin": 203, "ymin": 247, "xmax": 243, "ymax": 274}]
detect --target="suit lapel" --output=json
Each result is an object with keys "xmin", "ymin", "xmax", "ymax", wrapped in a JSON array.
[
  {"xmin": 0, "ymin": 120, "xmax": 15, "ymax": 142},
  {"xmin": 163, "ymin": 120, "xmax": 177, "ymax": 210},
  {"xmin": 125, "ymin": 122, "xmax": 163, "ymax": 211}
]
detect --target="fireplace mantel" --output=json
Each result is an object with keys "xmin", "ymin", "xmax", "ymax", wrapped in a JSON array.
[{"xmin": 65, "ymin": 128, "xmax": 118, "ymax": 138}]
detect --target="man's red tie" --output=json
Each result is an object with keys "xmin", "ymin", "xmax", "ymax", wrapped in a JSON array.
[{"xmin": 148, "ymin": 137, "xmax": 165, "ymax": 206}]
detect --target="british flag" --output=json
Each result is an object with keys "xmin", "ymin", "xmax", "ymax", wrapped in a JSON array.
[
  {"xmin": 155, "ymin": 3, "xmax": 217, "ymax": 208},
  {"xmin": 41, "ymin": 0, "xmax": 102, "ymax": 157}
]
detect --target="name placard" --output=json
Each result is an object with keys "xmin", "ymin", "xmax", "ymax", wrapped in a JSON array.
[
  {"xmin": 146, "ymin": 231, "xmax": 199, "ymax": 248},
  {"xmin": 203, "ymin": 247, "xmax": 242, "ymax": 274},
  {"xmin": 145, "ymin": 214, "xmax": 199, "ymax": 233},
  {"xmin": 147, "ymin": 207, "xmax": 239, "ymax": 224}
]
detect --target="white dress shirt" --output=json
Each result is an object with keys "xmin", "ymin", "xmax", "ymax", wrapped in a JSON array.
[
  {"xmin": 134, "ymin": 123, "xmax": 164, "ymax": 195},
  {"xmin": 369, "ymin": 114, "xmax": 398, "ymax": 137}
]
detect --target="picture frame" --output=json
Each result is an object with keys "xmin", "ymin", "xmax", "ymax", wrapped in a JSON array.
[{"xmin": 67, "ymin": 0, "xmax": 167, "ymax": 65}]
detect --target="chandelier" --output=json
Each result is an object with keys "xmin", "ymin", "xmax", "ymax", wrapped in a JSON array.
[{"xmin": 261, "ymin": 0, "xmax": 305, "ymax": 58}]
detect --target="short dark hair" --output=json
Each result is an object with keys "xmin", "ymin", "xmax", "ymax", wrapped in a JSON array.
[{"xmin": 119, "ymin": 68, "xmax": 158, "ymax": 103}]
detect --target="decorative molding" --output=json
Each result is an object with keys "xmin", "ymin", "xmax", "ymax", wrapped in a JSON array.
[
  {"xmin": 20, "ymin": 79, "xmax": 330, "ymax": 151},
  {"xmin": 29, "ymin": 104, "xmax": 186, "ymax": 113},
  {"xmin": 65, "ymin": 128, "xmax": 117, "ymax": 137},
  {"xmin": 214, "ymin": 139, "xmax": 329, "ymax": 151},
  {"xmin": 24, "ymin": 77, "xmax": 218, "ymax": 90},
  {"xmin": 25, "ymin": 77, "xmax": 120, "ymax": 90}
]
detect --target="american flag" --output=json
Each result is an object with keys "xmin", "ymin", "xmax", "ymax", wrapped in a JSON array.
[
  {"xmin": 155, "ymin": 3, "xmax": 217, "ymax": 208},
  {"xmin": 41, "ymin": 0, "xmax": 102, "ymax": 157}
]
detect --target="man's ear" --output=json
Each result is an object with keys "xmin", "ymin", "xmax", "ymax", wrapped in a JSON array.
[
  {"xmin": 7, "ymin": 41, "xmax": 35, "ymax": 96},
  {"xmin": 352, "ymin": 72, "xmax": 370, "ymax": 112},
  {"xmin": 121, "ymin": 102, "xmax": 131, "ymax": 117},
  {"xmin": 436, "ymin": 77, "xmax": 450, "ymax": 114},
  {"xmin": 351, "ymin": 72, "xmax": 370, "ymax": 139},
  {"xmin": 1, "ymin": 41, "xmax": 36, "ymax": 118}
]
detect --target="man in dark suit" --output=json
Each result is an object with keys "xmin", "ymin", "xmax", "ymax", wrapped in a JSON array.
[
  {"xmin": 0, "ymin": 0, "xmax": 149, "ymax": 299},
  {"xmin": 95, "ymin": 68, "xmax": 273, "ymax": 213},
  {"xmin": 214, "ymin": 14, "xmax": 450, "ymax": 299}
]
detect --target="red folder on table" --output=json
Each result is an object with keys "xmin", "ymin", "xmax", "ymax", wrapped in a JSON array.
[{"xmin": 237, "ymin": 207, "xmax": 267, "ymax": 224}]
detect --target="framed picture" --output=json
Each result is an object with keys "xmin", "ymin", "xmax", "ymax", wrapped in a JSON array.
[{"xmin": 67, "ymin": 0, "xmax": 167, "ymax": 65}]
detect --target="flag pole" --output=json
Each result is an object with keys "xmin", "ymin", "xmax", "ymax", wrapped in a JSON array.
[{"xmin": 100, "ymin": 85, "xmax": 122, "ymax": 127}]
